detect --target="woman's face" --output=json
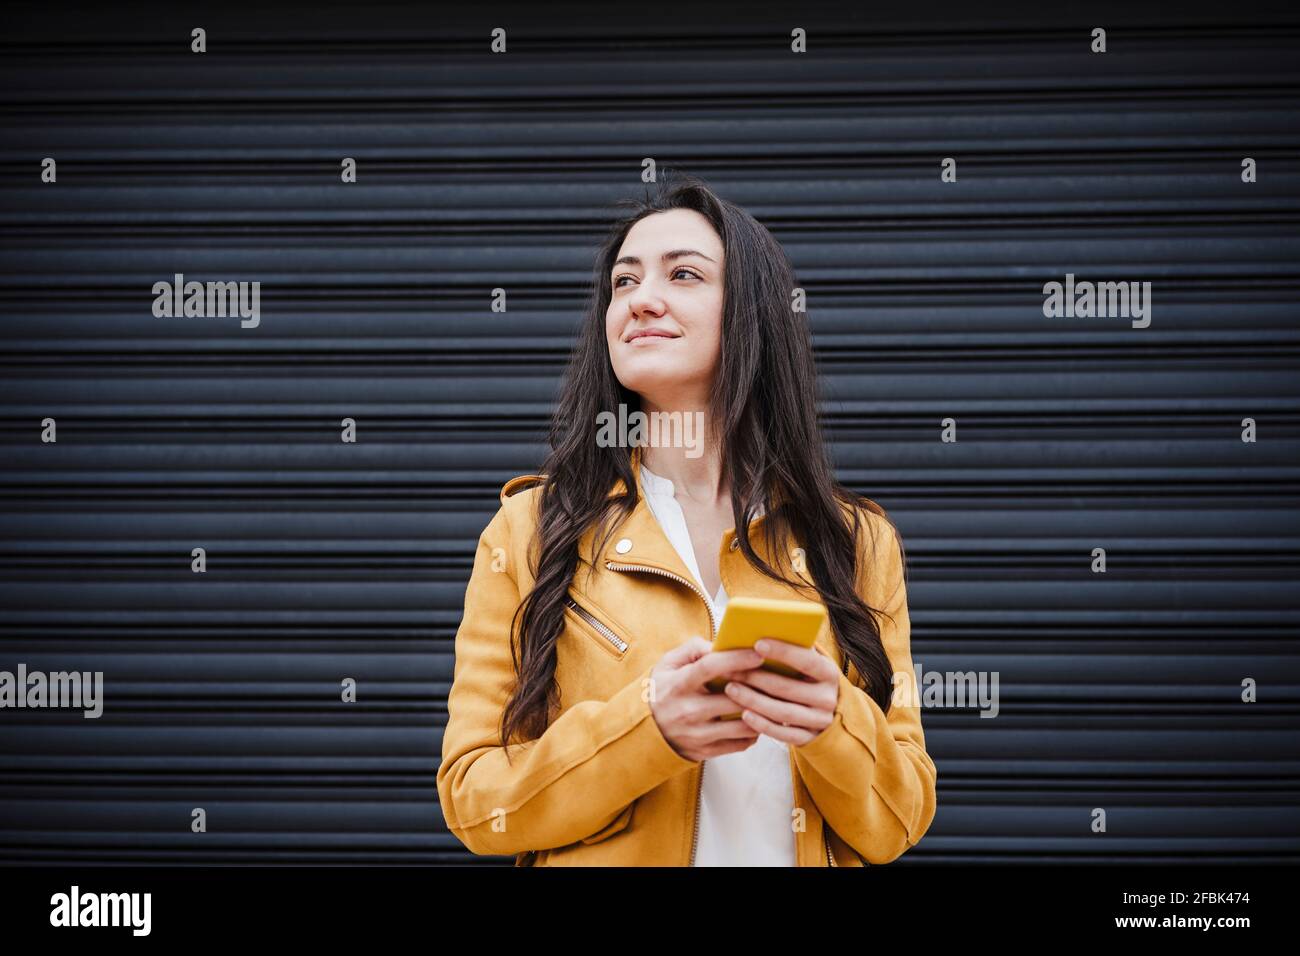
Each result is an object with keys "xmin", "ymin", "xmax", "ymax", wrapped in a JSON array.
[{"xmin": 604, "ymin": 208, "xmax": 725, "ymax": 407}]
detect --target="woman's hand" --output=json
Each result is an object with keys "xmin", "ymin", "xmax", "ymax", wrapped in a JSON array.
[
  {"xmin": 649, "ymin": 637, "xmax": 767, "ymax": 761},
  {"xmin": 723, "ymin": 638, "xmax": 840, "ymax": 746}
]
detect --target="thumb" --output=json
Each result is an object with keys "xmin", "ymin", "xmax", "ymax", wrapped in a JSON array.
[{"xmin": 661, "ymin": 636, "xmax": 712, "ymax": 669}]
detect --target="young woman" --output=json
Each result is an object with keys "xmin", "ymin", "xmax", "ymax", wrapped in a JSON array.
[{"xmin": 436, "ymin": 172, "xmax": 937, "ymax": 866}]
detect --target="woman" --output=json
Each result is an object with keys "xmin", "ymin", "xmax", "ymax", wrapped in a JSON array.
[{"xmin": 436, "ymin": 172, "xmax": 937, "ymax": 866}]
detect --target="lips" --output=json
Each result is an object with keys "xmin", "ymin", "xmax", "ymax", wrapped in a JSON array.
[{"xmin": 625, "ymin": 328, "xmax": 679, "ymax": 343}]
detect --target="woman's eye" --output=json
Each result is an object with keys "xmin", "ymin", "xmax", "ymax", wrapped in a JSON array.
[{"xmin": 613, "ymin": 269, "xmax": 698, "ymax": 289}]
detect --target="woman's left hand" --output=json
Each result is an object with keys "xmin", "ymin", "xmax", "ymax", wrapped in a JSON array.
[{"xmin": 723, "ymin": 638, "xmax": 840, "ymax": 746}]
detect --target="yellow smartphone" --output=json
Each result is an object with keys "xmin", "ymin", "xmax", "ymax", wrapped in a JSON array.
[{"xmin": 706, "ymin": 597, "xmax": 828, "ymax": 718}]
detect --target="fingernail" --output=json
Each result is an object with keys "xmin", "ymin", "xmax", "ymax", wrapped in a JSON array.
[{"xmin": 754, "ymin": 640, "xmax": 768, "ymax": 654}]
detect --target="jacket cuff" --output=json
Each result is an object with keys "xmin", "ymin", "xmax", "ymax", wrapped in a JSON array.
[
  {"xmin": 795, "ymin": 670, "xmax": 880, "ymax": 760},
  {"xmin": 441, "ymin": 662, "xmax": 698, "ymax": 847},
  {"xmin": 792, "ymin": 670, "xmax": 926, "ymax": 849}
]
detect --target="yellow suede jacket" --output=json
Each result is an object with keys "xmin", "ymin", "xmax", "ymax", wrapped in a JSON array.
[{"xmin": 436, "ymin": 454, "xmax": 937, "ymax": 866}]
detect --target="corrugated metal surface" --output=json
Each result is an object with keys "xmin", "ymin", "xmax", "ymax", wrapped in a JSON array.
[{"xmin": 1, "ymin": 0, "xmax": 1298, "ymax": 864}]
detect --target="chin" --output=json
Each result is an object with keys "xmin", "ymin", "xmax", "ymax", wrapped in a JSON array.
[{"xmin": 615, "ymin": 363, "xmax": 695, "ymax": 397}]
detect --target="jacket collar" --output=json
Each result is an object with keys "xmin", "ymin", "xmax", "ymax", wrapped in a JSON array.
[
  {"xmin": 502, "ymin": 446, "xmax": 781, "ymax": 581},
  {"xmin": 587, "ymin": 445, "xmax": 699, "ymax": 582},
  {"xmin": 586, "ymin": 445, "xmax": 774, "ymax": 581}
]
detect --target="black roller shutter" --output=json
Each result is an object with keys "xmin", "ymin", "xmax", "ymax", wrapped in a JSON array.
[{"xmin": 1, "ymin": 0, "xmax": 1297, "ymax": 864}]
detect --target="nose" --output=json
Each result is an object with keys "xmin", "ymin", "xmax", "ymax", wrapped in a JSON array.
[{"xmin": 626, "ymin": 276, "xmax": 666, "ymax": 318}]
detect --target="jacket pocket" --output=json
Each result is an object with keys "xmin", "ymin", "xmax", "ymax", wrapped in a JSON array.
[
  {"xmin": 564, "ymin": 595, "xmax": 631, "ymax": 659},
  {"xmin": 580, "ymin": 802, "xmax": 635, "ymax": 844}
]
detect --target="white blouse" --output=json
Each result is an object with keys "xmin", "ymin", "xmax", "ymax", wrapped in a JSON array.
[{"xmin": 638, "ymin": 462, "xmax": 797, "ymax": 866}]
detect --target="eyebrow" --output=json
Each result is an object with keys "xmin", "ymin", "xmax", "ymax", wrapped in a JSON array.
[{"xmin": 611, "ymin": 249, "xmax": 717, "ymax": 271}]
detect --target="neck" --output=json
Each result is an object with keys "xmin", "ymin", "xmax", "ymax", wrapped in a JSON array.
[{"xmin": 638, "ymin": 396, "xmax": 726, "ymax": 505}]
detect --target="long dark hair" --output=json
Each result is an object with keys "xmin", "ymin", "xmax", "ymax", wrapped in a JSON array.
[{"xmin": 499, "ymin": 170, "xmax": 907, "ymax": 750}]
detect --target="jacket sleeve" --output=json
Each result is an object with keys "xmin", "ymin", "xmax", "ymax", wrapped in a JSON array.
[
  {"xmin": 791, "ymin": 510, "xmax": 938, "ymax": 863},
  {"xmin": 436, "ymin": 498, "xmax": 698, "ymax": 857}
]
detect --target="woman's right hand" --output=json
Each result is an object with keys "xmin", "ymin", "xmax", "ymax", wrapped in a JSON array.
[{"xmin": 648, "ymin": 637, "xmax": 765, "ymax": 761}]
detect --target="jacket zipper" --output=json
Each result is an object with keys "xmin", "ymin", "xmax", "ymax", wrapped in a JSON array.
[
  {"xmin": 605, "ymin": 560, "xmax": 716, "ymax": 866},
  {"xmin": 825, "ymin": 826, "xmax": 836, "ymax": 866},
  {"xmin": 691, "ymin": 760, "xmax": 705, "ymax": 865},
  {"xmin": 563, "ymin": 596, "xmax": 629, "ymax": 653},
  {"xmin": 604, "ymin": 561, "xmax": 717, "ymax": 635}
]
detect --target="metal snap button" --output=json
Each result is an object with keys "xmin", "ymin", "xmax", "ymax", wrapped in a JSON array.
[{"xmin": 615, "ymin": 538, "xmax": 633, "ymax": 554}]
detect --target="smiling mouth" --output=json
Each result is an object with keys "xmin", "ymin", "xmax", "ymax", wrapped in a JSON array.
[{"xmin": 626, "ymin": 330, "xmax": 680, "ymax": 343}]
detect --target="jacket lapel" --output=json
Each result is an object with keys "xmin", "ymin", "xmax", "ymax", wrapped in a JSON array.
[{"xmin": 580, "ymin": 446, "xmax": 701, "ymax": 584}]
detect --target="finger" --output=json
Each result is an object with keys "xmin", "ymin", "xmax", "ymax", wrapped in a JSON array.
[
  {"xmin": 695, "ymin": 714, "xmax": 762, "ymax": 742},
  {"xmin": 697, "ymin": 660, "xmax": 773, "ymax": 695},
  {"xmin": 754, "ymin": 638, "xmax": 837, "ymax": 682},
  {"xmin": 725, "ymin": 680, "xmax": 827, "ymax": 729},
  {"xmin": 693, "ymin": 690, "xmax": 764, "ymax": 722},
  {"xmin": 731, "ymin": 666, "xmax": 833, "ymax": 709},
  {"xmin": 662, "ymin": 636, "xmax": 714, "ymax": 669},
  {"xmin": 699, "ymin": 737, "xmax": 761, "ymax": 759},
  {"xmin": 684, "ymin": 648, "xmax": 764, "ymax": 689},
  {"xmin": 740, "ymin": 708, "xmax": 819, "ymax": 747}
]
